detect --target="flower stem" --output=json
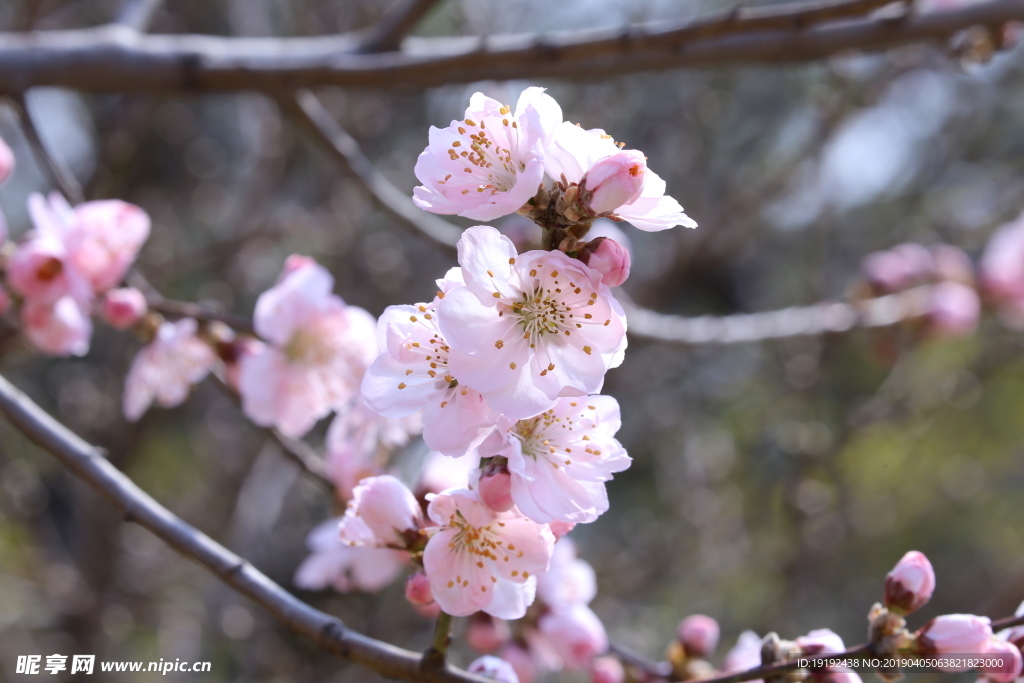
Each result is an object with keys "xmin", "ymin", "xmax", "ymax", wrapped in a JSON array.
[{"xmin": 421, "ymin": 610, "xmax": 454, "ymax": 671}]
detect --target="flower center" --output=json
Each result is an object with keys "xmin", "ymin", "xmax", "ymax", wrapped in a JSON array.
[
  {"xmin": 284, "ymin": 323, "xmax": 343, "ymax": 366},
  {"xmin": 442, "ymin": 108, "xmax": 525, "ymax": 196}
]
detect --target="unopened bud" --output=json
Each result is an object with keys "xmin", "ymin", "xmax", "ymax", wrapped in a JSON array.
[
  {"xmin": 915, "ymin": 615, "xmax": 993, "ymax": 668},
  {"xmin": 405, "ymin": 571, "xmax": 434, "ymax": 607},
  {"xmin": 478, "ymin": 462, "xmax": 514, "ymax": 512},
  {"xmin": 102, "ymin": 287, "xmax": 148, "ymax": 329},
  {"xmin": 578, "ymin": 237, "xmax": 631, "ymax": 287},
  {"xmin": 580, "ymin": 152, "xmax": 646, "ymax": 216},
  {"xmin": 591, "ymin": 656, "xmax": 625, "ymax": 683},
  {"xmin": 983, "ymin": 638, "xmax": 1023, "ymax": 683},
  {"xmin": 884, "ymin": 551, "xmax": 935, "ymax": 615},
  {"xmin": 678, "ymin": 614, "xmax": 720, "ymax": 658}
]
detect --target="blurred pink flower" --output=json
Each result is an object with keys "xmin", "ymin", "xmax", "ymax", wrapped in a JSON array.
[
  {"xmin": 927, "ymin": 281, "xmax": 980, "ymax": 337},
  {"xmin": 101, "ymin": 287, "xmax": 147, "ymax": 330},
  {"xmin": 7, "ymin": 232, "xmax": 87, "ymax": 305},
  {"xmin": 724, "ymin": 630, "xmax": 763, "ymax": 683},
  {"xmin": 536, "ymin": 538, "xmax": 597, "ymax": 610},
  {"xmin": 467, "ymin": 614, "xmax": 511, "ymax": 653},
  {"xmin": 413, "ymin": 88, "xmax": 561, "ymax": 221},
  {"xmin": 579, "ymin": 237, "xmax": 631, "ymax": 287},
  {"xmin": 492, "ymin": 395, "xmax": 630, "ymax": 524},
  {"xmin": 678, "ymin": 615, "xmax": 720, "ymax": 658},
  {"xmin": 537, "ymin": 603, "xmax": 608, "ymax": 671},
  {"xmin": 884, "ymin": 551, "xmax": 935, "ymax": 615},
  {"xmin": 501, "ymin": 644, "xmax": 539, "ymax": 683},
  {"xmin": 294, "ymin": 517, "xmax": 405, "ymax": 593},
  {"xmin": 405, "ymin": 571, "xmax": 435, "ymax": 607},
  {"xmin": 981, "ymin": 637, "xmax": 1023, "ymax": 683},
  {"xmin": 439, "ymin": 226, "xmax": 627, "ymax": 419},
  {"xmin": 123, "ymin": 318, "xmax": 216, "ymax": 421},
  {"xmin": 423, "ymin": 488, "xmax": 554, "ymax": 619},
  {"xmin": 22, "ymin": 296, "xmax": 92, "ymax": 357},
  {"xmin": 590, "ymin": 656, "xmax": 625, "ymax": 683},
  {"xmin": 63, "ymin": 199, "xmax": 150, "ymax": 293},
  {"xmin": 544, "ymin": 123, "xmax": 696, "ymax": 232},
  {"xmin": 337, "ymin": 475, "xmax": 424, "ymax": 549},
  {"xmin": 982, "ymin": 213, "xmax": 1024, "ymax": 325},
  {"xmin": 325, "ymin": 400, "xmax": 421, "ymax": 500},
  {"xmin": 238, "ymin": 257, "xmax": 377, "ymax": 438},
  {"xmin": 468, "ymin": 655, "xmax": 521, "ymax": 683}
]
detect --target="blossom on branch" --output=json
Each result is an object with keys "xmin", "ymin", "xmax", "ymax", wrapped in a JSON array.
[
  {"xmin": 338, "ymin": 475, "xmax": 425, "ymax": 549},
  {"xmin": 238, "ymin": 256, "xmax": 377, "ymax": 438},
  {"xmin": 884, "ymin": 550, "xmax": 935, "ymax": 615},
  {"xmin": 123, "ymin": 318, "xmax": 216, "ymax": 421},
  {"xmin": 294, "ymin": 517, "xmax": 405, "ymax": 593}
]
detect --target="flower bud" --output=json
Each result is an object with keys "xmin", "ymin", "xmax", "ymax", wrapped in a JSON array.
[
  {"xmin": 884, "ymin": 551, "xmax": 935, "ymax": 615},
  {"xmin": 467, "ymin": 613, "xmax": 511, "ymax": 653},
  {"xmin": 539, "ymin": 604, "xmax": 608, "ymax": 671},
  {"xmin": 468, "ymin": 655, "xmax": 520, "ymax": 683},
  {"xmin": 678, "ymin": 615, "xmax": 720, "ymax": 658},
  {"xmin": 580, "ymin": 152, "xmax": 646, "ymax": 216},
  {"xmin": 102, "ymin": 287, "xmax": 147, "ymax": 329},
  {"xmin": 578, "ymin": 237, "xmax": 631, "ymax": 287},
  {"xmin": 404, "ymin": 571, "xmax": 434, "ymax": 607},
  {"xmin": 478, "ymin": 462, "xmax": 514, "ymax": 513},
  {"xmin": 591, "ymin": 656, "xmax": 625, "ymax": 683},
  {"xmin": 0, "ymin": 136, "xmax": 14, "ymax": 185},
  {"xmin": 982, "ymin": 638, "xmax": 1023, "ymax": 683},
  {"xmin": 915, "ymin": 615, "xmax": 993, "ymax": 669}
]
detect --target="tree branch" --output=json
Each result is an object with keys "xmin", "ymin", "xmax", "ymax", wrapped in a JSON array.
[
  {"xmin": 0, "ymin": 372, "xmax": 490, "ymax": 683},
  {"xmin": 623, "ymin": 287, "xmax": 936, "ymax": 345},
  {"xmin": 10, "ymin": 91, "xmax": 85, "ymax": 204},
  {"xmin": 281, "ymin": 90, "xmax": 461, "ymax": 251},
  {"xmin": 360, "ymin": 0, "xmax": 445, "ymax": 53},
  {"xmin": 0, "ymin": 0, "xmax": 1019, "ymax": 93}
]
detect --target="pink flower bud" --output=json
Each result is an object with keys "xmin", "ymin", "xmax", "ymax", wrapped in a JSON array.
[
  {"xmin": 927, "ymin": 282, "xmax": 980, "ymax": 337},
  {"xmin": 931, "ymin": 245, "xmax": 974, "ymax": 286},
  {"xmin": 479, "ymin": 464, "xmax": 514, "ymax": 513},
  {"xmin": 467, "ymin": 613, "xmax": 511, "ymax": 653},
  {"xmin": 915, "ymin": 615, "xmax": 993, "ymax": 669},
  {"xmin": 982, "ymin": 638, "xmax": 1023, "ymax": 683},
  {"xmin": 101, "ymin": 287, "xmax": 147, "ymax": 329},
  {"xmin": 469, "ymin": 655, "xmax": 520, "ymax": 683},
  {"xmin": 591, "ymin": 656, "xmax": 625, "ymax": 683},
  {"xmin": 404, "ymin": 571, "xmax": 434, "ymax": 607},
  {"xmin": 678, "ymin": 615, "xmax": 720, "ymax": 658},
  {"xmin": 581, "ymin": 151, "xmax": 646, "ymax": 216},
  {"xmin": 539, "ymin": 604, "xmax": 608, "ymax": 671},
  {"xmin": 578, "ymin": 237, "xmax": 631, "ymax": 287},
  {"xmin": 0, "ymin": 136, "xmax": 14, "ymax": 185},
  {"xmin": 884, "ymin": 551, "xmax": 935, "ymax": 615}
]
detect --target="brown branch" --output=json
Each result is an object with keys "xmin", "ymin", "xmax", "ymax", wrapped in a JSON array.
[
  {"xmin": 0, "ymin": 0, "xmax": 1019, "ymax": 93},
  {"xmin": 281, "ymin": 90, "xmax": 461, "ymax": 251},
  {"xmin": 624, "ymin": 287, "xmax": 936, "ymax": 345},
  {"xmin": 360, "ymin": 0, "xmax": 445, "ymax": 53},
  {"xmin": 10, "ymin": 91, "xmax": 85, "ymax": 204},
  {"xmin": 0, "ymin": 372, "xmax": 491, "ymax": 683}
]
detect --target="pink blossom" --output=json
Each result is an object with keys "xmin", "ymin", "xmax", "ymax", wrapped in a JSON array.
[
  {"xmin": 439, "ymin": 226, "xmax": 627, "ymax": 419},
  {"xmin": 238, "ymin": 257, "xmax": 377, "ymax": 438},
  {"xmin": 981, "ymin": 638, "xmax": 1023, "ymax": 683},
  {"xmin": 63, "ymin": 200, "xmax": 150, "ymax": 293},
  {"xmin": 405, "ymin": 571, "xmax": 435, "ymax": 606},
  {"xmin": 724, "ymin": 631, "xmax": 763, "ymax": 683},
  {"xmin": 797, "ymin": 630, "xmax": 862, "ymax": 683},
  {"xmin": 916, "ymin": 615, "xmax": 993, "ymax": 670},
  {"xmin": 338, "ymin": 475, "xmax": 424, "ymax": 549},
  {"xmin": 544, "ymin": 123, "xmax": 696, "ymax": 232},
  {"xmin": 0, "ymin": 135, "xmax": 14, "ymax": 184},
  {"xmin": 578, "ymin": 151, "xmax": 647, "ymax": 217},
  {"xmin": 590, "ymin": 656, "xmax": 625, "ymax": 683},
  {"xmin": 492, "ymin": 395, "xmax": 630, "ymax": 524},
  {"xmin": 468, "ymin": 655, "xmax": 521, "ymax": 683},
  {"xmin": 7, "ymin": 233, "xmax": 85, "ymax": 305},
  {"xmin": 423, "ymin": 488, "xmax": 554, "ymax": 619},
  {"xmin": 678, "ymin": 615, "xmax": 720, "ymax": 658},
  {"xmin": 538, "ymin": 603, "xmax": 608, "ymax": 670},
  {"xmin": 927, "ymin": 281, "xmax": 980, "ymax": 337},
  {"xmin": 467, "ymin": 614, "xmax": 511, "ymax": 653},
  {"xmin": 932, "ymin": 245, "xmax": 974, "ymax": 286},
  {"xmin": 578, "ymin": 237, "xmax": 631, "ymax": 287},
  {"xmin": 325, "ymin": 401, "xmax": 421, "ymax": 499},
  {"xmin": 982, "ymin": 214, "xmax": 1024, "ymax": 306},
  {"xmin": 536, "ymin": 538, "xmax": 597, "ymax": 610},
  {"xmin": 22, "ymin": 296, "xmax": 92, "ymax": 357},
  {"xmin": 101, "ymin": 287, "xmax": 147, "ymax": 329},
  {"xmin": 884, "ymin": 551, "xmax": 935, "ymax": 615},
  {"xmin": 478, "ymin": 462, "xmax": 514, "ymax": 512},
  {"xmin": 294, "ymin": 518, "xmax": 405, "ymax": 593},
  {"xmin": 361, "ymin": 296, "xmax": 498, "ymax": 458},
  {"xmin": 413, "ymin": 88, "xmax": 561, "ymax": 221},
  {"xmin": 123, "ymin": 318, "xmax": 216, "ymax": 420}
]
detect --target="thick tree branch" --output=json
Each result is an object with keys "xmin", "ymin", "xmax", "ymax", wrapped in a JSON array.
[
  {"xmin": 0, "ymin": 0, "xmax": 1019, "ymax": 93},
  {"xmin": 0, "ymin": 372, "xmax": 490, "ymax": 683},
  {"xmin": 360, "ymin": 0, "xmax": 445, "ymax": 53},
  {"xmin": 623, "ymin": 287, "xmax": 936, "ymax": 345},
  {"xmin": 281, "ymin": 90, "xmax": 461, "ymax": 251}
]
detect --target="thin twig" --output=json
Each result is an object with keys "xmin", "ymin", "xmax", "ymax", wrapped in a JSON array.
[
  {"xmin": 623, "ymin": 287, "xmax": 936, "ymax": 345},
  {"xmin": 281, "ymin": 90, "xmax": 461, "ymax": 251},
  {"xmin": 0, "ymin": 372, "xmax": 491, "ymax": 683},
  {"xmin": 360, "ymin": 0, "xmax": 444, "ymax": 53},
  {"xmin": 147, "ymin": 298, "xmax": 256, "ymax": 334},
  {"xmin": 10, "ymin": 91, "xmax": 85, "ymax": 204},
  {"xmin": 422, "ymin": 611, "xmax": 454, "ymax": 671},
  {"xmin": 0, "ymin": 0, "xmax": 1019, "ymax": 93}
]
